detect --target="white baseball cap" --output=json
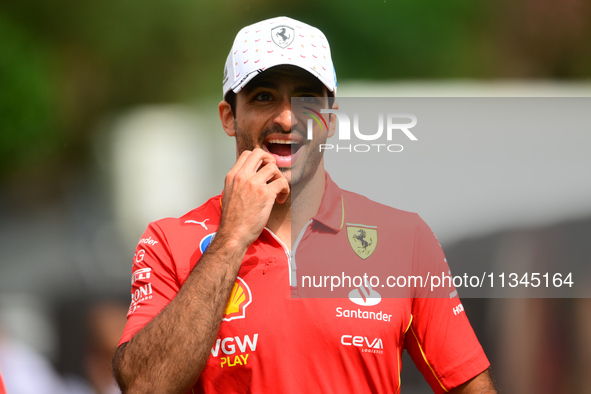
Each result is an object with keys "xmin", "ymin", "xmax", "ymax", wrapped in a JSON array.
[{"xmin": 222, "ymin": 16, "xmax": 337, "ymax": 99}]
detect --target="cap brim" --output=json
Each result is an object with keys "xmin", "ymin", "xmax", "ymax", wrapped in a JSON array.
[{"xmin": 230, "ymin": 59, "xmax": 335, "ymax": 95}]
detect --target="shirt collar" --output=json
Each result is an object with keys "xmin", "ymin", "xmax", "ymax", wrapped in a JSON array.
[{"xmin": 312, "ymin": 172, "xmax": 345, "ymax": 232}]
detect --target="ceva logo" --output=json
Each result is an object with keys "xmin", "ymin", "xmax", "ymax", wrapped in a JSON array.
[
  {"xmin": 223, "ymin": 277, "xmax": 252, "ymax": 321},
  {"xmin": 341, "ymin": 335, "xmax": 384, "ymax": 350},
  {"xmin": 348, "ymin": 279, "xmax": 381, "ymax": 307}
]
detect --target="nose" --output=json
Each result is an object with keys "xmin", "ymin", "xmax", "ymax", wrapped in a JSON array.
[{"xmin": 273, "ymin": 98, "xmax": 293, "ymax": 132}]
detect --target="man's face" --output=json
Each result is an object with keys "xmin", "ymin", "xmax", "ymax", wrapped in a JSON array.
[{"xmin": 231, "ymin": 66, "xmax": 332, "ymax": 186}]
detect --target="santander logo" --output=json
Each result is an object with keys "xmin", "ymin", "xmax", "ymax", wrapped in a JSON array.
[{"xmin": 348, "ymin": 280, "xmax": 381, "ymax": 306}]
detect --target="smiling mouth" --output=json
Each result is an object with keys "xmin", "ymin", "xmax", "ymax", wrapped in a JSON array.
[{"xmin": 265, "ymin": 139, "xmax": 302, "ymax": 157}]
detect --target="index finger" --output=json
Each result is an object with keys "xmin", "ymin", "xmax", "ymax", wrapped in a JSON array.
[{"xmin": 241, "ymin": 148, "xmax": 276, "ymax": 174}]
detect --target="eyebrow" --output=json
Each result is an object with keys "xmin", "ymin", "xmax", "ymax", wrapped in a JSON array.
[
  {"xmin": 244, "ymin": 79, "xmax": 326, "ymax": 95},
  {"xmin": 247, "ymin": 80, "xmax": 279, "ymax": 91}
]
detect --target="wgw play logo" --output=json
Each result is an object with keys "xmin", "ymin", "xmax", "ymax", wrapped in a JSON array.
[{"xmin": 303, "ymin": 107, "xmax": 418, "ymax": 153}]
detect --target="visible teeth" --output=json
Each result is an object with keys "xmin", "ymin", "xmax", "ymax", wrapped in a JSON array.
[{"xmin": 267, "ymin": 139, "xmax": 299, "ymax": 144}]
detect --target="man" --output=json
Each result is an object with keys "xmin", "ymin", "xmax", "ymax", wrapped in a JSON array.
[{"xmin": 113, "ymin": 16, "xmax": 496, "ymax": 393}]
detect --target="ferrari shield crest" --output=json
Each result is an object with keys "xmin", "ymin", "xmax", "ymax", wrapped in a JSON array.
[
  {"xmin": 347, "ymin": 225, "xmax": 378, "ymax": 260},
  {"xmin": 271, "ymin": 25, "xmax": 294, "ymax": 48}
]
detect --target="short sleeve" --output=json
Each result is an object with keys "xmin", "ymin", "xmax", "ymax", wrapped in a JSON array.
[
  {"xmin": 118, "ymin": 222, "xmax": 181, "ymax": 346},
  {"xmin": 0, "ymin": 371, "xmax": 6, "ymax": 394},
  {"xmin": 405, "ymin": 217, "xmax": 490, "ymax": 392}
]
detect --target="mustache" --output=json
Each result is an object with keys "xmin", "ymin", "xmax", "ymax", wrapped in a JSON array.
[{"xmin": 259, "ymin": 125, "xmax": 306, "ymax": 141}]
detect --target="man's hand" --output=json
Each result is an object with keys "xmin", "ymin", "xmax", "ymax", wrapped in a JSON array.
[
  {"xmin": 219, "ymin": 148, "xmax": 289, "ymax": 249},
  {"xmin": 449, "ymin": 369, "xmax": 497, "ymax": 393},
  {"xmin": 112, "ymin": 149, "xmax": 288, "ymax": 393}
]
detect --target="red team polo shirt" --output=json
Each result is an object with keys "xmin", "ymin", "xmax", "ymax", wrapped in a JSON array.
[{"xmin": 119, "ymin": 173, "xmax": 489, "ymax": 393}]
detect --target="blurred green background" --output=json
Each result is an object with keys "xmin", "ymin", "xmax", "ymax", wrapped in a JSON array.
[{"xmin": 2, "ymin": 0, "xmax": 591, "ymax": 197}]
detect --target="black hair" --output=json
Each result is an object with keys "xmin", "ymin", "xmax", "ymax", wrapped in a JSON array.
[{"xmin": 225, "ymin": 91, "xmax": 237, "ymax": 117}]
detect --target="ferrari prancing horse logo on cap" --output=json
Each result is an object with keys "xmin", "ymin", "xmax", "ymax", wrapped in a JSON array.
[
  {"xmin": 271, "ymin": 25, "xmax": 294, "ymax": 48},
  {"xmin": 347, "ymin": 224, "xmax": 378, "ymax": 260}
]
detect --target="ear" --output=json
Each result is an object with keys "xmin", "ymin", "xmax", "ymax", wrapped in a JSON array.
[
  {"xmin": 219, "ymin": 100, "xmax": 236, "ymax": 137},
  {"xmin": 327, "ymin": 99, "xmax": 339, "ymax": 139}
]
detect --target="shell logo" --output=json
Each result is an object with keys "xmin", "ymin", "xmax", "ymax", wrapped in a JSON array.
[{"xmin": 223, "ymin": 277, "xmax": 252, "ymax": 322}]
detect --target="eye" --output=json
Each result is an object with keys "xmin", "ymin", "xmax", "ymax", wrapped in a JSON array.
[
  {"xmin": 254, "ymin": 92, "xmax": 273, "ymax": 101},
  {"xmin": 299, "ymin": 95, "xmax": 324, "ymax": 107}
]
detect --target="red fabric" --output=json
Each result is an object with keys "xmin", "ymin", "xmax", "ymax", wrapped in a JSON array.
[
  {"xmin": 119, "ymin": 173, "xmax": 489, "ymax": 393},
  {"xmin": 0, "ymin": 371, "xmax": 6, "ymax": 394}
]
